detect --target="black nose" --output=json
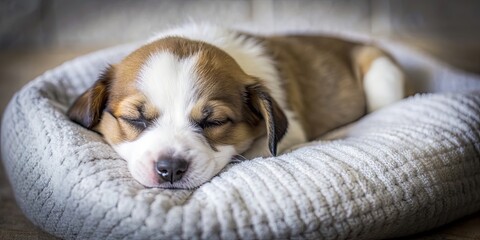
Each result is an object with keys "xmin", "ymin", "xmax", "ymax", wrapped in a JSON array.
[{"xmin": 155, "ymin": 158, "xmax": 189, "ymax": 184}]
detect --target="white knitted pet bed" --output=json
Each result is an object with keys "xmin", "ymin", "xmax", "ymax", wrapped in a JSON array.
[{"xmin": 2, "ymin": 38, "xmax": 480, "ymax": 239}]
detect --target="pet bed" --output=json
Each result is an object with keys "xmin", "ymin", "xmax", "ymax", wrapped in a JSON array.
[{"xmin": 1, "ymin": 39, "xmax": 480, "ymax": 239}]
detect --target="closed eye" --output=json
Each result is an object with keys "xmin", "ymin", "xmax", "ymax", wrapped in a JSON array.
[
  {"xmin": 121, "ymin": 117, "xmax": 149, "ymax": 130},
  {"xmin": 200, "ymin": 118, "xmax": 231, "ymax": 129}
]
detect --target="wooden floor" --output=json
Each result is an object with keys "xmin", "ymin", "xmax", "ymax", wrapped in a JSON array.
[{"xmin": 0, "ymin": 48, "xmax": 479, "ymax": 239}]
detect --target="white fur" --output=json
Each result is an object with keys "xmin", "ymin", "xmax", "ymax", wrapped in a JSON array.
[{"xmin": 364, "ymin": 57, "xmax": 405, "ymax": 112}]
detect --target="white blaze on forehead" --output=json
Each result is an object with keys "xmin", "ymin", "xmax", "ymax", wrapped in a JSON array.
[{"xmin": 137, "ymin": 51, "xmax": 199, "ymax": 126}]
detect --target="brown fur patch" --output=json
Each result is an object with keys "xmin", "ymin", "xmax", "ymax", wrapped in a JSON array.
[{"xmin": 263, "ymin": 35, "xmax": 371, "ymax": 139}]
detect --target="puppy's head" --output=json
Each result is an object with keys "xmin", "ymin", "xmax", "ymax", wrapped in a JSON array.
[{"xmin": 68, "ymin": 37, "xmax": 288, "ymax": 188}]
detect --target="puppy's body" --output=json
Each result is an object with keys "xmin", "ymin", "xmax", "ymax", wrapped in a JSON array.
[
  {"xmin": 68, "ymin": 25, "xmax": 404, "ymax": 188},
  {"xmin": 267, "ymin": 36, "xmax": 364, "ymax": 138}
]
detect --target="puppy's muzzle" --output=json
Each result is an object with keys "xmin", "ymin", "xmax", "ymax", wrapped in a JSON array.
[{"xmin": 155, "ymin": 158, "xmax": 189, "ymax": 184}]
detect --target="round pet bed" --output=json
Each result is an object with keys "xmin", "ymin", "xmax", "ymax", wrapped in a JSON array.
[{"xmin": 1, "ymin": 40, "xmax": 480, "ymax": 239}]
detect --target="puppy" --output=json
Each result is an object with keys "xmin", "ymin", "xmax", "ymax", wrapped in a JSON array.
[{"xmin": 68, "ymin": 24, "xmax": 404, "ymax": 189}]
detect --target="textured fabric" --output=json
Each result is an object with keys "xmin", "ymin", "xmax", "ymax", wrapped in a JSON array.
[{"xmin": 1, "ymin": 39, "xmax": 480, "ymax": 239}]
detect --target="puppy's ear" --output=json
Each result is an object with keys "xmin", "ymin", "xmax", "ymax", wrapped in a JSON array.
[
  {"xmin": 67, "ymin": 66, "xmax": 114, "ymax": 129},
  {"xmin": 246, "ymin": 83, "xmax": 288, "ymax": 156}
]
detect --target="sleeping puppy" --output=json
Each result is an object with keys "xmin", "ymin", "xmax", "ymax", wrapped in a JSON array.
[{"xmin": 68, "ymin": 24, "xmax": 404, "ymax": 189}]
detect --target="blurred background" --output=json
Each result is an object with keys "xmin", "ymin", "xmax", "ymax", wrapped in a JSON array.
[
  {"xmin": 1, "ymin": 0, "xmax": 479, "ymax": 238},
  {"xmin": 1, "ymin": 0, "xmax": 480, "ymax": 117}
]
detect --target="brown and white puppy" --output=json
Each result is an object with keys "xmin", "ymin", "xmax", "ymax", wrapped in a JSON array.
[{"xmin": 68, "ymin": 24, "xmax": 404, "ymax": 189}]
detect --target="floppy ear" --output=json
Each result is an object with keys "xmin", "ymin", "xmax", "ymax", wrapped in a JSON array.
[
  {"xmin": 247, "ymin": 83, "xmax": 288, "ymax": 156},
  {"xmin": 67, "ymin": 66, "xmax": 114, "ymax": 129}
]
